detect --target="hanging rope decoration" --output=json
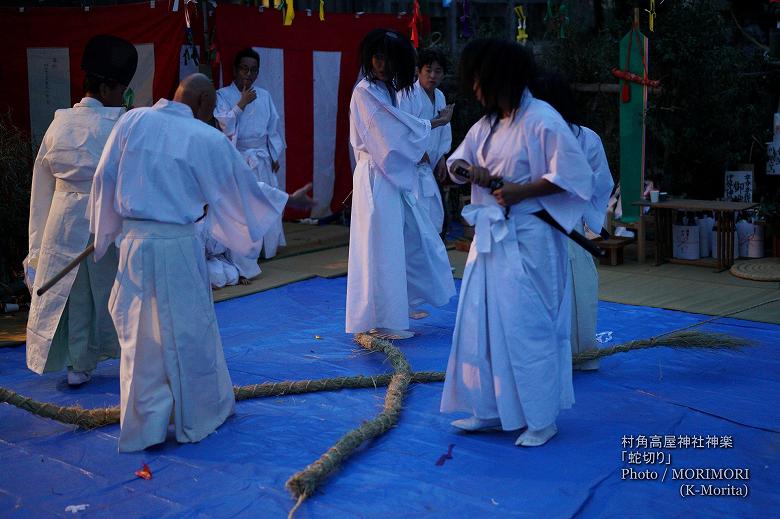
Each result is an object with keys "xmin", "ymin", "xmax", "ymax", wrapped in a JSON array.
[
  {"xmin": 611, "ymin": 16, "xmax": 659, "ymax": 103},
  {"xmin": 409, "ymin": 0, "xmax": 422, "ymax": 48},
  {"xmin": 514, "ymin": 6, "xmax": 528, "ymax": 45}
]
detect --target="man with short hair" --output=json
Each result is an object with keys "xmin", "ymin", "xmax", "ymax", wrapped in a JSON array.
[
  {"xmin": 25, "ymin": 35, "xmax": 137, "ymax": 386},
  {"xmin": 88, "ymin": 73, "xmax": 311, "ymax": 452},
  {"xmin": 214, "ymin": 48, "xmax": 286, "ymax": 269}
]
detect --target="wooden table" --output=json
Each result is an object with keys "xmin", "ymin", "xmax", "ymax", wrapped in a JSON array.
[{"xmin": 637, "ymin": 199, "xmax": 758, "ymax": 271}]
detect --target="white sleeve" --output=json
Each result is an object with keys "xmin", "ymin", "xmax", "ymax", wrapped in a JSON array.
[
  {"xmin": 266, "ymin": 97, "xmax": 285, "ymax": 162},
  {"xmin": 446, "ymin": 120, "xmax": 480, "ymax": 184},
  {"xmin": 196, "ymin": 135, "xmax": 288, "ymax": 256},
  {"xmin": 88, "ymin": 122, "xmax": 125, "ymax": 261},
  {"xmin": 24, "ymin": 136, "xmax": 55, "ymax": 287},
  {"xmin": 351, "ymin": 86, "xmax": 430, "ymax": 192},
  {"xmin": 213, "ymin": 90, "xmax": 242, "ymax": 143}
]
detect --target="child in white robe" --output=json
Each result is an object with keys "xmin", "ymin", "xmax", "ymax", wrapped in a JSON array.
[
  {"xmin": 214, "ymin": 48, "xmax": 286, "ymax": 264},
  {"xmin": 345, "ymin": 29, "xmax": 455, "ymax": 338},
  {"xmin": 397, "ymin": 48, "xmax": 453, "ymax": 234},
  {"xmin": 440, "ymin": 40, "xmax": 593, "ymax": 447},
  {"xmin": 532, "ymin": 73, "xmax": 615, "ymax": 371}
]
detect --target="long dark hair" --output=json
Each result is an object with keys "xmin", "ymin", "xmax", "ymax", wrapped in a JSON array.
[
  {"xmin": 459, "ymin": 38, "xmax": 536, "ymax": 118},
  {"xmin": 359, "ymin": 29, "xmax": 417, "ymax": 93},
  {"xmin": 531, "ymin": 71, "xmax": 581, "ymax": 135}
]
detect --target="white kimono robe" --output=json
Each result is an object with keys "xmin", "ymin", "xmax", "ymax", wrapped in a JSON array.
[
  {"xmin": 214, "ymin": 83, "xmax": 286, "ymax": 261},
  {"xmin": 397, "ymin": 80, "xmax": 452, "ymax": 232},
  {"xmin": 88, "ymin": 99, "xmax": 288, "ymax": 452},
  {"xmin": 345, "ymin": 78, "xmax": 455, "ymax": 333},
  {"xmin": 25, "ymin": 97, "xmax": 123, "ymax": 375},
  {"xmin": 440, "ymin": 91, "xmax": 592, "ymax": 431},
  {"xmin": 569, "ymin": 127, "xmax": 614, "ymax": 363}
]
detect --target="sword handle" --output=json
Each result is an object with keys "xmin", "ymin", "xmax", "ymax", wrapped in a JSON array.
[{"xmin": 451, "ymin": 164, "xmax": 504, "ymax": 191}]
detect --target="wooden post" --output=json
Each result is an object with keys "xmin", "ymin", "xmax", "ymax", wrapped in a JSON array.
[
  {"xmin": 447, "ymin": 0, "xmax": 457, "ymax": 54},
  {"xmin": 199, "ymin": 0, "xmax": 211, "ymax": 79}
]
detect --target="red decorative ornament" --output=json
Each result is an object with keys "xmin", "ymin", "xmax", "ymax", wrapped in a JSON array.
[
  {"xmin": 409, "ymin": 0, "xmax": 422, "ymax": 48},
  {"xmin": 610, "ymin": 68, "xmax": 661, "ymax": 88}
]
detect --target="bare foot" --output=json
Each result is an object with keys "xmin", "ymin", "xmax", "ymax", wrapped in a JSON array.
[
  {"xmin": 239, "ymin": 277, "xmax": 252, "ymax": 286},
  {"xmin": 409, "ymin": 309, "xmax": 429, "ymax": 320}
]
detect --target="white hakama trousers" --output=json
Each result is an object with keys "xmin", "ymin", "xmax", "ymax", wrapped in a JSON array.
[
  {"xmin": 414, "ymin": 163, "xmax": 444, "ymax": 234},
  {"xmin": 111, "ymin": 220, "xmax": 235, "ymax": 452},
  {"xmin": 568, "ymin": 231, "xmax": 599, "ymax": 363},
  {"xmin": 346, "ymin": 158, "xmax": 455, "ymax": 333},
  {"xmin": 441, "ymin": 204, "xmax": 574, "ymax": 431},
  {"xmin": 26, "ymin": 189, "xmax": 119, "ymax": 374}
]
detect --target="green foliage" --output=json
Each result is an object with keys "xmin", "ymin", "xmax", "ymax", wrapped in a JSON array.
[
  {"xmin": 645, "ymin": 0, "xmax": 776, "ymax": 198},
  {"xmin": 539, "ymin": 0, "xmax": 779, "ymax": 201},
  {"xmin": 0, "ymin": 113, "xmax": 33, "ymax": 284}
]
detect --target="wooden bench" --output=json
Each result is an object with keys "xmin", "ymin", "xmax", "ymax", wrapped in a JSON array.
[{"xmin": 593, "ymin": 237, "xmax": 635, "ymax": 266}]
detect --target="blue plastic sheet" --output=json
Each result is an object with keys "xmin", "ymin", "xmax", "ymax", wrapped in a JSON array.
[{"xmin": 1, "ymin": 276, "xmax": 778, "ymax": 517}]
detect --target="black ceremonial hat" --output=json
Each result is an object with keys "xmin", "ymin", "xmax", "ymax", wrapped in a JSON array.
[{"xmin": 81, "ymin": 34, "xmax": 138, "ymax": 86}]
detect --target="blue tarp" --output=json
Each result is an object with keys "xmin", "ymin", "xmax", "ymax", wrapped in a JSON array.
[{"xmin": 1, "ymin": 276, "xmax": 778, "ymax": 518}]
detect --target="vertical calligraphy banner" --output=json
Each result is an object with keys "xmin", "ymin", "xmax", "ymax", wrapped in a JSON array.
[
  {"xmin": 128, "ymin": 44, "xmax": 156, "ymax": 108},
  {"xmin": 26, "ymin": 48, "xmax": 71, "ymax": 148}
]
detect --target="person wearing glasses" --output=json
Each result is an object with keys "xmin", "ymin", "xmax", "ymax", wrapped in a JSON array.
[{"xmin": 213, "ymin": 48, "xmax": 287, "ymax": 280}]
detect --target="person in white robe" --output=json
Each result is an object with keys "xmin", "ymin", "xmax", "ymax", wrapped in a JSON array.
[
  {"xmin": 346, "ymin": 29, "xmax": 456, "ymax": 338},
  {"xmin": 197, "ymin": 216, "xmax": 242, "ymax": 289},
  {"xmin": 397, "ymin": 48, "xmax": 453, "ymax": 234},
  {"xmin": 440, "ymin": 40, "xmax": 593, "ymax": 447},
  {"xmin": 88, "ymin": 74, "xmax": 311, "ymax": 452},
  {"xmin": 531, "ymin": 72, "xmax": 614, "ymax": 371},
  {"xmin": 214, "ymin": 48, "xmax": 287, "ymax": 268},
  {"xmin": 24, "ymin": 35, "xmax": 138, "ymax": 386}
]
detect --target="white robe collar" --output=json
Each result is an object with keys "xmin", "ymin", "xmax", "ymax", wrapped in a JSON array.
[
  {"xmin": 153, "ymin": 98, "xmax": 195, "ymax": 119},
  {"xmin": 74, "ymin": 96, "xmax": 105, "ymax": 109}
]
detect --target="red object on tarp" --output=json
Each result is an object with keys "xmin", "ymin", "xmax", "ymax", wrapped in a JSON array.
[{"xmin": 134, "ymin": 463, "xmax": 153, "ymax": 480}]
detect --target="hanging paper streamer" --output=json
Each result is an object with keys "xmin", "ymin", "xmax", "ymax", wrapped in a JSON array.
[
  {"xmin": 319, "ymin": 0, "xmax": 324, "ymax": 21},
  {"xmin": 646, "ymin": 0, "xmax": 656, "ymax": 32},
  {"xmin": 460, "ymin": 0, "xmax": 472, "ymax": 39},
  {"xmin": 409, "ymin": 0, "xmax": 422, "ymax": 48},
  {"xmin": 278, "ymin": 0, "xmax": 294, "ymax": 26},
  {"xmin": 514, "ymin": 6, "xmax": 528, "ymax": 44}
]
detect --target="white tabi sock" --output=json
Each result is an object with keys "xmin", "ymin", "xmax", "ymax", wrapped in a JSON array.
[
  {"xmin": 451, "ymin": 416, "xmax": 502, "ymax": 432},
  {"xmin": 515, "ymin": 423, "xmax": 558, "ymax": 447}
]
